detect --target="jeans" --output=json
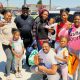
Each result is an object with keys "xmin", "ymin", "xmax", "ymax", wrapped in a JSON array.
[
  {"xmin": 30, "ymin": 65, "xmax": 60, "ymax": 80},
  {"xmin": 2, "ymin": 45, "xmax": 13, "ymax": 76}
]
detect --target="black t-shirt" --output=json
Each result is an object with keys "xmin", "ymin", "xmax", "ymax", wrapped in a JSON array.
[
  {"xmin": 33, "ymin": 17, "xmax": 48, "ymax": 39},
  {"xmin": 14, "ymin": 15, "xmax": 34, "ymax": 39}
]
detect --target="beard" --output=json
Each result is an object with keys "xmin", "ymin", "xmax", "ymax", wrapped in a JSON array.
[{"xmin": 21, "ymin": 13, "xmax": 28, "ymax": 20}]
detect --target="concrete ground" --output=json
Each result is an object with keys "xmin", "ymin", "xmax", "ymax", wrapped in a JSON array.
[{"xmin": 0, "ymin": 43, "xmax": 42, "ymax": 80}]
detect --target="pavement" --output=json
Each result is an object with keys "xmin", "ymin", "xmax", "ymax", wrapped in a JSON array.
[{"xmin": 0, "ymin": 43, "xmax": 42, "ymax": 80}]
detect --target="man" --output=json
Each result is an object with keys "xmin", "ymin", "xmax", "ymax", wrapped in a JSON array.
[
  {"xmin": 31, "ymin": 41, "xmax": 60, "ymax": 80},
  {"xmin": 14, "ymin": 4, "xmax": 34, "ymax": 66}
]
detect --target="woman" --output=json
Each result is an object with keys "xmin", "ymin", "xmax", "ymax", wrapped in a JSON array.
[
  {"xmin": 33, "ymin": 9, "xmax": 49, "ymax": 50},
  {"xmin": 0, "ymin": 10, "xmax": 17, "ymax": 80},
  {"xmin": 55, "ymin": 8, "xmax": 71, "ymax": 49}
]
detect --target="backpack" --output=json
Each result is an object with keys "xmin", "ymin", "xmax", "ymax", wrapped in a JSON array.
[
  {"xmin": 56, "ymin": 46, "xmax": 79, "ymax": 75},
  {"xmin": 28, "ymin": 49, "xmax": 38, "ymax": 66},
  {"xmin": 68, "ymin": 52, "xmax": 79, "ymax": 75}
]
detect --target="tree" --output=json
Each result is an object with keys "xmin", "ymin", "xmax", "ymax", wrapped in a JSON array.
[{"xmin": 37, "ymin": 0, "xmax": 42, "ymax": 4}]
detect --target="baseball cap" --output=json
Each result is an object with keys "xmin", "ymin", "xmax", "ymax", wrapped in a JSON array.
[{"xmin": 22, "ymin": 4, "xmax": 29, "ymax": 10}]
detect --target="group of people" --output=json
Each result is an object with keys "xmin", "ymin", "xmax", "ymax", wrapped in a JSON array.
[{"xmin": 0, "ymin": 2, "xmax": 80, "ymax": 80}]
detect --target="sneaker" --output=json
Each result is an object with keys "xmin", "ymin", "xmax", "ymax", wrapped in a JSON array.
[
  {"xmin": 10, "ymin": 70, "xmax": 16, "ymax": 74},
  {"xmin": 18, "ymin": 72, "xmax": 23, "ymax": 78},
  {"xmin": 43, "ymin": 74, "xmax": 48, "ymax": 80},
  {"xmin": 15, "ymin": 72, "xmax": 19, "ymax": 78},
  {"xmin": 6, "ymin": 75, "xmax": 11, "ymax": 80}
]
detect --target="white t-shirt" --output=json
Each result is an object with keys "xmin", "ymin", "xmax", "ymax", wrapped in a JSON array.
[
  {"xmin": 39, "ymin": 48, "xmax": 57, "ymax": 69},
  {"xmin": 45, "ymin": 23, "xmax": 57, "ymax": 41},
  {"xmin": 12, "ymin": 39, "xmax": 24, "ymax": 54},
  {"xmin": 56, "ymin": 47, "xmax": 68, "ymax": 64}
]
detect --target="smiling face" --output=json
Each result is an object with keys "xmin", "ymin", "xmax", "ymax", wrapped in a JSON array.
[
  {"xmin": 22, "ymin": 8, "xmax": 29, "ymax": 16},
  {"xmin": 61, "ymin": 11, "xmax": 69, "ymax": 22},
  {"xmin": 4, "ymin": 12, "xmax": 12, "ymax": 22},
  {"xmin": 74, "ymin": 15, "xmax": 80, "ymax": 28},
  {"xmin": 42, "ymin": 42, "xmax": 50, "ymax": 54},
  {"xmin": 49, "ymin": 18, "xmax": 55, "ymax": 25},
  {"xmin": 41, "ymin": 11, "xmax": 49, "ymax": 20},
  {"xmin": 13, "ymin": 31, "xmax": 20, "ymax": 41}
]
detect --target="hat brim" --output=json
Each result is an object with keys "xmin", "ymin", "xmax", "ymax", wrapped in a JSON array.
[{"xmin": 22, "ymin": 7, "xmax": 29, "ymax": 10}]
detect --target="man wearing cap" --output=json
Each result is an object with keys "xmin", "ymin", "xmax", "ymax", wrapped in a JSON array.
[{"xmin": 14, "ymin": 5, "xmax": 34, "ymax": 66}]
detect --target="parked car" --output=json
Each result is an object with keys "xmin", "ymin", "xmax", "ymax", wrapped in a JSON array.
[{"xmin": 49, "ymin": 10, "xmax": 76, "ymax": 22}]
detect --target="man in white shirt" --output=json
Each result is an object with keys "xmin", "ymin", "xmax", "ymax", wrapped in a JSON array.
[{"xmin": 30, "ymin": 41, "xmax": 60, "ymax": 80}]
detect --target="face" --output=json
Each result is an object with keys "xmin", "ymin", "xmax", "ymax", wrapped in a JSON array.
[
  {"xmin": 60, "ymin": 37, "xmax": 68, "ymax": 48},
  {"xmin": 13, "ymin": 32, "xmax": 20, "ymax": 41},
  {"xmin": 49, "ymin": 18, "xmax": 55, "ymax": 24},
  {"xmin": 4, "ymin": 12, "xmax": 12, "ymax": 22},
  {"xmin": 42, "ymin": 43, "xmax": 50, "ymax": 53},
  {"xmin": 74, "ymin": 15, "xmax": 80, "ymax": 28},
  {"xmin": 61, "ymin": 11, "xmax": 68, "ymax": 22},
  {"xmin": 41, "ymin": 11, "xmax": 48, "ymax": 20},
  {"xmin": 22, "ymin": 9, "xmax": 29, "ymax": 16}
]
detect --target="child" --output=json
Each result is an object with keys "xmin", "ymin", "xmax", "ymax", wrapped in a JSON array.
[
  {"xmin": 11, "ymin": 29, "xmax": 24, "ymax": 78},
  {"xmin": 55, "ymin": 36, "xmax": 68, "ymax": 80},
  {"xmin": 68, "ymin": 13, "xmax": 80, "ymax": 80},
  {"xmin": 45, "ymin": 18, "xmax": 57, "ymax": 48},
  {"xmin": 28, "ymin": 41, "xmax": 38, "ymax": 66}
]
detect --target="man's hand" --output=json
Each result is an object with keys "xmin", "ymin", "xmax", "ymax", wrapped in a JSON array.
[{"xmin": 34, "ymin": 54, "xmax": 40, "ymax": 65}]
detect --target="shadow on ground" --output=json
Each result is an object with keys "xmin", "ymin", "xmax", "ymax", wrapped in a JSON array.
[{"xmin": 27, "ymin": 74, "xmax": 43, "ymax": 80}]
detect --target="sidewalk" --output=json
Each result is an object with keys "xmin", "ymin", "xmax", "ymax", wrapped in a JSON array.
[{"xmin": 0, "ymin": 43, "xmax": 42, "ymax": 80}]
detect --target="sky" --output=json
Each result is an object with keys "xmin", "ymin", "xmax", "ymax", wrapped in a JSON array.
[{"xmin": 0, "ymin": 0, "xmax": 80, "ymax": 8}]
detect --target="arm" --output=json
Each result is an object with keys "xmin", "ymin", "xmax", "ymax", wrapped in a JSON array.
[
  {"xmin": 20, "ymin": 47, "xmax": 24, "ymax": 57},
  {"xmin": 32, "ymin": 21, "xmax": 37, "ymax": 40},
  {"xmin": 55, "ymin": 56, "xmax": 68, "ymax": 63},
  {"xmin": 34, "ymin": 54, "xmax": 40, "ymax": 65},
  {"xmin": 38, "ymin": 64, "xmax": 58, "ymax": 75},
  {"xmin": 0, "ymin": 21, "xmax": 7, "ymax": 27},
  {"xmin": 55, "ymin": 49, "xmax": 68, "ymax": 63},
  {"xmin": 11, "ymin": 48, "xmax": 17, "ymax": 56}
]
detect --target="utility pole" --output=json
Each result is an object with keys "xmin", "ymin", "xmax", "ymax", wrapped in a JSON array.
[
  {"xmin": 7, "ymin": 0, "xmax": 9, "ymax": 7},
  {"xmin": 49, "ymin": 0, "xmax": 51, "ymax": 10},
  {"xmin": 24, "ymin": 0, "xmax": 26, "ymax": 5}
]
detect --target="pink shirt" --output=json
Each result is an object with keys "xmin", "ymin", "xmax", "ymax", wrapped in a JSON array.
[
  {"xmin": 68, "ymin": 24, "xmax": 80, "ymax": 51},
  {"xmin": 58, "ymin": 28, "xmax": 68, "ymax": 38}
]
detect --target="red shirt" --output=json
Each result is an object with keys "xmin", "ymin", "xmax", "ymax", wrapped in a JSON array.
[{"xmin": 56, "ymin": 21, "xmax": 70, "ymax": 42}]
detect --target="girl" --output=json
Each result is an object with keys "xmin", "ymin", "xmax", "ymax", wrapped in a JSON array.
[
  {"xmin": 55, "ymin": 36, "xmax": 68, "ymax": 80},
  {"xmin": 0, "ymin": 10, "xmax": 17, "ymax": 80},
  {"xmin": 55, "ymin": 8, "xmax": 71, "ymax": 49},
  {"xmin": 68, "ymin": 13, "xmax": 80, "ymax": 80},
  {"xmin": 11, "ymin": 29, "xmax": 24, "ymax": 78}
]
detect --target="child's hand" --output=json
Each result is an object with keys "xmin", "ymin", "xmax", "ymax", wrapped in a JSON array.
[
  {"xmin": 55, "ymin": 56, "xmax": 58, "ymax": 60},
  {"xmin": 16, "ymin": 54, "xmax": 22, "ymax": 58}
]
